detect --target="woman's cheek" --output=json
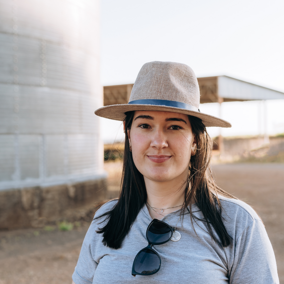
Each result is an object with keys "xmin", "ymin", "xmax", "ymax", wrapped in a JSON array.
[
  {"xmin": 132, "ymin": 133, "xmax": 149, "ymax": 152},
  {"xmin": 131, "ymin": 135, "xmax": 143, "ymax": 156}
]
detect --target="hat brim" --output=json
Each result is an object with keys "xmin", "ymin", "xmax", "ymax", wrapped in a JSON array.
[{"xmin": 95, "ymin": 104, "xmax": 231, "ymax": 128}]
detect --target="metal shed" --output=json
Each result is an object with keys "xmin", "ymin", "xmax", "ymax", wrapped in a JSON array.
[
  {"xmin": 103, "ymin": 75, "xmax": 284, "ymax": 151},
  {"xmin": 104, "ymin": 75, "xmax": 284, "ymax": 105}
]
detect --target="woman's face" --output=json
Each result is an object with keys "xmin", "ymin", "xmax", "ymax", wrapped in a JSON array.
[{"xmin": 128, "ymin": 111, "xmax": 195, "ymax": 184}]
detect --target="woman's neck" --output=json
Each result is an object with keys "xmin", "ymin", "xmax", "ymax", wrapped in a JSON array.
[{"xmin": 145, "ymin": 178, "xmax": 187, "ymax": 220}]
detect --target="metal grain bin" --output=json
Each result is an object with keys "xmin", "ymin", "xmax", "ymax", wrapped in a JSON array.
[{"xmin": 0, "ymin": 0, "xmax": 106, "ymax": 229}]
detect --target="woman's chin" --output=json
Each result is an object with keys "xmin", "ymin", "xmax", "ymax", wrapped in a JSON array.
[{"xmin": 144, "ymin": 172, "xmax": 174, "ymax": 183}]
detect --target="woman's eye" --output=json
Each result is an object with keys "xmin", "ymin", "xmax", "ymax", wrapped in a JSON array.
[
  {"xmin": 169, "ymin": 125, "xmax": 182, "ymax": 130},
  {"xmin": 139, "ymin": 124, "xmax": 150, "ymax": 129}
]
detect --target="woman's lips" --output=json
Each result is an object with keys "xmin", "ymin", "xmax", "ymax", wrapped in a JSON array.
[{"xmin": 147, "ymin": 155, "xmax": 171, "ymax": 163}]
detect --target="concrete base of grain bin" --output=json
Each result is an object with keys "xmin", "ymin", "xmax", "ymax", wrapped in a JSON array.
[{"xmin": 0, "ymin": 178, "xmax": 107, "ymax": 230}]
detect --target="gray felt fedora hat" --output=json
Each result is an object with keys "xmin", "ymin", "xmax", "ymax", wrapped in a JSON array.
[{"xmin": 95, "ymin": 61, "xmax": 231, "ymax": 128}]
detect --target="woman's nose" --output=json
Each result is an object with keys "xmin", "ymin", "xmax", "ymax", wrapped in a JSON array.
[{"xmin": 150, "ymin": 128, "xmax": 168, "ymax": 149}]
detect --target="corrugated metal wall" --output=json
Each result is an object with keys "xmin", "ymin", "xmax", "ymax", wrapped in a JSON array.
[{"xmin": 0, "ymin": 0, "xmax": 104, "ymax": 191}]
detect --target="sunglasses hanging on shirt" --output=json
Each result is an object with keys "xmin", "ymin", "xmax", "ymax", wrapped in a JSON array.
[{"xmin": 132, "ymin": 219, "xmax": 180, "ymax": 277}]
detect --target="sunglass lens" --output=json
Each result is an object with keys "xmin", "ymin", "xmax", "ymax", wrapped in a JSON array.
[
  {"xmin": 132, "ymin": 248, "xmax": 161, "ymax": 276},
  {"xmin": 147, "ymin": 220, "xmax": 172, "ymax": 244}
]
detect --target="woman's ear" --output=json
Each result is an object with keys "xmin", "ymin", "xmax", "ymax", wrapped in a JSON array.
[
  {"xmin": 124, "ymin": 122, "xmax": 131, "ymax": 138},
  {"xmin": 127, "ymin": 129, "xmax": 132, "ymax": 150},
  {"xmin": 191, "ymin": 143, "xmax": 197, "ymax": 156},
  {"xmin": 124, "ymin": 121, "xmax": 131, "ymax": 146},
  {"xmin": 191, "ymin": 136, "xmax": 197, "ymax": 156},
  {"xmin": 124, "ymin": 122, "xmax": 132, "ymax": 151}
]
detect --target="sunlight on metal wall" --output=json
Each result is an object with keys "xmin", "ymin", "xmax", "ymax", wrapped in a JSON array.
[{"xmin": 0, "ymin": 0, "xmax": 104, "ymax": 190}]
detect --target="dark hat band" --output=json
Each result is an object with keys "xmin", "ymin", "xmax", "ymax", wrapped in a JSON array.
[{"xmin": 128, "ymin": 99, "xmax": 200, "ymax": 112}]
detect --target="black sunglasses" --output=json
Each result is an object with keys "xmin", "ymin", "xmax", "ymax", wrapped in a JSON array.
[{"xmin": 132, "ymin": 219, "xmax": 174, "ymax": 277}]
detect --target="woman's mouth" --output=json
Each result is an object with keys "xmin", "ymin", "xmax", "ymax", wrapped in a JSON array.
[{"xmin": 147, "ymin": 155, "xmax": 171, "ymax": 163}]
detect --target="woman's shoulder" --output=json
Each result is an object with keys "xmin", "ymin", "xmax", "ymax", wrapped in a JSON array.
[
  {"xmin": 219, "ymin": 195, "xmax": 261, "ymax": 221},
  {"xmin": 82, "ymin": 199, "xmax": 118, "ymax": 244},
  {"xmin": 94, "ymin": 199, "xmax": 118, "ymax": 218},
  {"xmin": 218, "ymin": 195, "xmax": 263, "ymax": 237}
]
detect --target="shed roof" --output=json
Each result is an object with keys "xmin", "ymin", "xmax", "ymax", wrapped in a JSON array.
[{"xmin": 104, "ymin": 75, "xmax": 284, "ymax": 106}]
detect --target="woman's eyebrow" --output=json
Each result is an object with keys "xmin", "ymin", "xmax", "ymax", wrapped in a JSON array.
[
  {"xmin": 166, "ymin": 118, "xmax": 187, "ymax": 124},
  {"xmin": 134, "ymin": 115, "xmax": 153, "ymax": 121},
  {"xmin": 134, "ymin": 116, "xmax": 187, "ymax": 124}
]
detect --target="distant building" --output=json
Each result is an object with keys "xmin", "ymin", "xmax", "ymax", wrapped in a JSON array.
[{"xmin": 0, "ymin": 0, "xmax": 106, "ymax": 229}]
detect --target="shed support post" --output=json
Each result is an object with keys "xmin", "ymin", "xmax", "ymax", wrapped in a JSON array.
[
  {"xmin": 218, "ymin": 97, "xmax": 224, "ymax": 154},
  {"xmin": 258, "ymin": 100, "xmax": 262, "ymax": 137},
  {"xmin": 263, "ymin": 100, "xmax": 269, "ymax": 144}
]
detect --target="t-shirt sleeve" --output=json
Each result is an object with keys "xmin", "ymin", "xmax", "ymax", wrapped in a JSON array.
[
  {"xmin": 72, "ymin": 220, "xmax": 98, "ymax": 284},
  {"xmin": 229, "ymin": 219, "xmax": 279, "ymax": 284}
]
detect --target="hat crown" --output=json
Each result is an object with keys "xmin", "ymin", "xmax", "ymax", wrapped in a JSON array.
[{"xmin": 129, "ymin": 61, "xmax": 200, "ymax": 109}]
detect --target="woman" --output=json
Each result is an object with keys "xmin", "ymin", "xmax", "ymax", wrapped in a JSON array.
[{"xmin": 72, "ymin": 61, "xmax": 279, "ymax": 283}]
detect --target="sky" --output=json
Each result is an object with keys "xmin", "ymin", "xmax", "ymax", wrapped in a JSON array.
[{"xmin": 99, "ymin": 0, "xmax": 284, "ymax": 143}]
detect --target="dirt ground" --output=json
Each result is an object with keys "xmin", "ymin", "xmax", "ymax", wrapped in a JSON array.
[{"xmin": 0, "ymin": 162, "xmax": 283, "ymax": 284}]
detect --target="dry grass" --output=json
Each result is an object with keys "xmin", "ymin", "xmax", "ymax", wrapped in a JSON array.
[
  {"xmin": 236, "ymin": 152, "xmax": 284, "ymax": 164},
  {"xmin": 104, "ymin": 143, "xmax": 124, "ymax": 161},
  {"xmin": 104, "ymin": 143, "xmax": 124, "ymax": 151}
]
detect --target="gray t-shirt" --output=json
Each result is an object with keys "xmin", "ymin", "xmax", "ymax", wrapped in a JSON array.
[{"xmin": 72, "ymin": 196, "xmax": 279, "ymax": 284}]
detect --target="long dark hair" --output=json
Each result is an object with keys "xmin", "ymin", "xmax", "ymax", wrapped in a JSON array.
[{"xmin": 96, "ymin": 111, "xmax": 234, "ymax": 249}]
